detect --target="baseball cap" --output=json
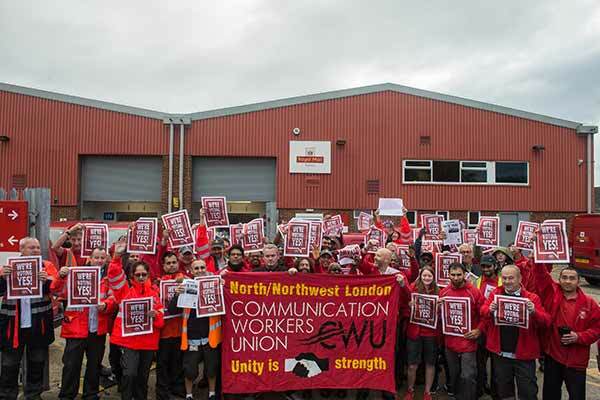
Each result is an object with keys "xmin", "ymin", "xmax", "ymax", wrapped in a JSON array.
[
  {"xmin": 180, "ymin": 245, "xmax": 194, "ymax": 255},
  {"xmin": 319, "ymin": 250, "xmax": 334, "ymax": 258},
  {"xmin": 480, "ymin": 255, "xmax": 496, "ymax": 266},
  {"xmin": 211, "ymin": 238, "xmax": 224, "ymax": 249}
]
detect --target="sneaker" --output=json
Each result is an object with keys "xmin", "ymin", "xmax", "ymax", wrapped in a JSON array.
[
  {"xmin": 208, "ymin": 395, "xmax": 216, "ymax": 400},
  {"xmin": 186, "ymin": 395, "xmax": 194, "ymax": 400},
  {"xmin": 423, "ymin": 392, "xmax": 432, "ymax": 400},
  {"xmin": 403, "ymin": 388, "xmax": 414, "ymax": 400}
]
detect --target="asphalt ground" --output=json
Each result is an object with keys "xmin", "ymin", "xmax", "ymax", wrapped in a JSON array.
[{"xmin": 31, "ymin": 270, "xmax": 600, "ymax": 399}]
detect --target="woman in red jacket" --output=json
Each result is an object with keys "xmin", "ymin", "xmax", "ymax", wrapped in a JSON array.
[
  {"xmin": 108, "ymin": 255, "xmax": 165, "ymax": 400},
  {"xmin": 404, "ymin": 266, "xmax": 440, "ymax": 400}
]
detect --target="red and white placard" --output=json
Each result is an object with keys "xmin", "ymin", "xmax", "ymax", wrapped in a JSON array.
[
  {"xmin": 201, "ymin": 197, "xmax": 230, "ymax": 228},
  {"xmin": 81, "ymin": 224, "xmax": 108, "ymax": 258},
  {"xmin": 161, "ymin": 210, "xmax": 194, "ymax": 249},
  {"xmin": 323, "ymin": 215, "xmax": 344, "ymax": 236},
  {"xmin": 514, "ymin": 221, "xmax": 539, "ymax": 251},
  {"xmin": 308, "ymin": 221, "xmax": 324, "ymax": 253},
  {"xmin": 6, "ymin": 256, "xmax": 43, "ymax": 300},
  {"xmin": 67, "ymin": 266, "xmax": 101, "ymax": 308},
  {"xmin": 357, "ymin": 212, "xmax": 372, "ymax": 232},
  {"xmin": 495, "ymin": 295, "xmax": 529, "ymax": 329},
  {"xmin": 398, "ymin": 248, "xmax": 412, "ymax": 270},
  {"xmin": 196, "ymin": 275, "xmax": 226, "ymax": 317},
  {"xmin": 229, "ymin": 224, "xmax": 244, "ymax": 245},
  {"xmin": 365, "ymin": 226, "xmax": 387, "ymax": 250},
  {"xmin": 284, "ymin": 221, "xmax": 311, "ymax": 257},
  {"xmin": 121, "ymin": 297, "xmax": 153, "ymax": 337},
  {"xmin": 534, "ymin": 220, "xmax": 569, "ymax": 263},
  {"xmin": 421, "ymin": 214, "xmax": 444, "ymax": 242},
  {"xmin": 435, "ymin": 253, "xmax": 462, "ymax": 287},
  {"xmin": 160, "ymin": 280, "xmax": 182, "ymax": 319},
  {"xmin": 410, "ymin": 293, "xmax": 439, "ymax": 329},
  {"xmin": 421, "ymin": 241, "xmax": 442, "ymax": 254},
  {"xmin": 337, "ymin": 244, "xmax": 361, "ymax": 260},
  {"xmin": 476, "ymin": 217, "xmax": 500, "ymax": 247},
  {"xmin": 441, "ymin": 296, "xmax": 471, "ymax": 337},
  {"xmin": 127, "ymin": 218, "xmax": 158, "ymax": 254},
  {"xmin": 462, "ymin": 229, "xmax": 477, "ymax": 245},
  {"xmin": 243, "ymin": 218, "xmax": 265, "ymax": 253}
]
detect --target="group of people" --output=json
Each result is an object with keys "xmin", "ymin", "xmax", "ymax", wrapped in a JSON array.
[{"xmin": 1, "ymin": 208, "xmax": 599, "ymax": 400}]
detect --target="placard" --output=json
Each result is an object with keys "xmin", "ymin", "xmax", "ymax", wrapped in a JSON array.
[
  {"xmin": 357, "ymin": 212, "xmax": 372, "ymax": 232},
  {"xmin": 196, "ymin": 275, "xmax": 225, "ymax": 317},
  {"xmin": 534, "ymin": 219, "xmax": 569, "ymax": 263},
  {"xmin": 323, "ymin": 215, "xmax": 344, "ymax": 236},
  {"xmin": 364, "ymin": 226, "xmax": 387, "ymax": 251},
  {"xmin": 462, "ymin": 229, "xmax": 477, "ymax": 245},
  {"xmin": 284, "ymin": 221, "xmax": 311, "ymax": 257},
  {"xmin": 495, "ymin": 295, "xmax": 529, "ymax": 329},
  {"xmin": 243, "ymin": 219, "xmax": 265, "ymax": 253},
  {"xmin": 441, "ymin": 296, "xmax": 471, "ymax": 337},
  {"xmin": 435, "ymin": 253, "xmax": 462, "ymax": 287},
  {"xmin": 201, "ymin": 197, "xmax": 230, "ymax": 228},
  {"xmin": 229, "ymin": 224, "xmax": 244, "ymax": 245},
  {"xmin": 308, "ymin": 221, "xmax": 323, "ymax": 253},
  {"xmin": 421, "ymin": 214, "xmax": 444, "ymax": 242},
  {"xmin": 177, "ymin": 279, "xmax": 199, "ymax": 309},
  {"xmin": 67, "ymin": 266, "xmax": 101, "ymax": 308},
  {"xmin": 81, "ymin": 223, "xmax": 108, "ymax": 258},
  {"xmin": 6, "ymin": 256, "xmax": 43, "ymax": 300},
  {"xmin": 127, "ymin": 218, "xmax": 158, "ymax": 254},
  {"xmin": 377, "ymin": 198, "xmax": 404, "ymax": 216},
  {"xmin": 121, "ymin": 297, "xmax": 153, "ymax": 337},
  {"xmin": 476, "ymin": 217, "xmax": 500, "ymax": 247},
  {"xmin": 514, "ymin": 221, "xmax": 539, "ymax": 251},
  {"xmin": 442, "ymin": 220, "xmax": 462, "ymax": 246},
  {"xmin": 410, "ymin": 293, "xmax": 439, "ymax": 329},
  {"xmin": 397, "ymin": 248, "xmax": 412, "ymax": 270},
  {"xmin": 161, "ymin": 210, "xmax": 194, "ymax": 248},
  {"xmin": 337, "ymin": 244, "xmax": 361, "ymax": 260},
  {"xmin": 160, "ymin": 279, "xmax": 182, "ymax": 319}
]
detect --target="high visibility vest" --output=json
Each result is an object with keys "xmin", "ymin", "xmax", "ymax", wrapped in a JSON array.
[
  {"xmin": 475, "ymin": 275, "xmax": 502, "ymax": 290},
  {"xmin": 180, "ymin": 310, "xmax": 222, "ymax": 350}
]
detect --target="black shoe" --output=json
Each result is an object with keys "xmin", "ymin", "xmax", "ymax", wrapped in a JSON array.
[
  {"xmin": 208, "ymin": 395, "xmax": 216, "ymax": 400},
  {"xmin": 301, "ymin": 390, "xmax": 312, "ymax": 400},
  {"xmin": 100, "ymin": 365, "xmax": 112, "ymax": 377}
]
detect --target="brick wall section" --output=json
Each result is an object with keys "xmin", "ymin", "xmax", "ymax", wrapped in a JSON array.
[{"xmin": 51, "ymin": 206, "xmax": 79, "ymax": 221}]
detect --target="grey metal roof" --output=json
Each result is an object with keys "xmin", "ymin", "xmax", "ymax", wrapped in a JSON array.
[{"xmin": 0, "ymin": 81, "xmax": 588, "ymax": 130}]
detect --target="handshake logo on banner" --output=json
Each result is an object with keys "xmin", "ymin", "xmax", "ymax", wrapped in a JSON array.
[{"xmin": 284, "ymin": 353, "xmax": 329, "ymax": 378}]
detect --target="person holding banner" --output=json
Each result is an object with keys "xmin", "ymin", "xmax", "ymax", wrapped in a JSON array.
[
  {"xmin": 481, "ymin": 265, "xmax": 550, "ymax": 400},
  {"xmin": 0, "ymin": 237, "xmax": 59, "ymax": 400},
  {"xmin": 439, "ymin": 262, "xmax": 484, "ymax": 400},
  {"xmin": 107, "ymin": 251, "xmax": 165, "ymax": 400},
  {"xmin": 404, "ymin": 266, "xmax": 440, "ymax": 400},
  {"xmin": 51, "ymin": 246, "xmax": 116, "ymax": 400},
  {"xmin": 532, "ymin": 260, "xmax": 600, "ymax": 400}
]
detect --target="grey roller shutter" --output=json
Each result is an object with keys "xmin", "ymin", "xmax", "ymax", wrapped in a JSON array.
[
  {"xmin": 192, "ymin": 157, "xmax": 276, "ymax": 201},
  {"xmin": 81, "ymin": 156, "xmax": 162, "ymax": 201}
]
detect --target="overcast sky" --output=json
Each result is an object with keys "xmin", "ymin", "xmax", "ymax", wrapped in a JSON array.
[{"xmin": 2, "ymin": 1, "xmax": 600, "ymax": 179}]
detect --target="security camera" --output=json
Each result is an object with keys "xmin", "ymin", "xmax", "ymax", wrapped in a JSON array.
[
  {"xmin": 578, "ymin": 159, "xmax": 584, "ymax": 166},
  {"xmin": 292, "ymin": 128, "xmax": 301, "ymax": 136}
]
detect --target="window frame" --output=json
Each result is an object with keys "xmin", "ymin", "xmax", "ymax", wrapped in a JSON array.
[
  {"xmin": 405, "ymin": 210, "xmax": 417, "ymax": 226},
  {"xmin": 467, "ymin": 211, "xmax": 480, "ymax": 228},
  {"xmin": 436, "ymin": 210, "xmax": 449, "ymax": 221}
]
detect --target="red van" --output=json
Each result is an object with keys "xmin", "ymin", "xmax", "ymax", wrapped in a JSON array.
[{"xmin": 570, "ymin": 214, "xmax": 600, "ymax": 286}]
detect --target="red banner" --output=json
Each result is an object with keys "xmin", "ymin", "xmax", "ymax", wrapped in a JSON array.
[
  {"xmin": 410, "ymin": 293, "xmax": 439, "ymax": 329},
  {"xmin": 421, "ymin": 214, "xmax": 443, "ymax": 241},
  {"xmin": 81, "ymin": 224, "xmax": 108, "ymax": 258},
  {"xmin": 127, "ymin": 218, "xmax": 158, "ymax": 254},
  {"xmin": 6, "ymin": 256, "xmax": 42, "ymax": 300},
  {"xmin": 441, "ymin": 296, "xmax": 471, "ymax": 337},
  {"xmin": 495, "ymin": 295, "xmax": 529, "ymax": 329},
  {"xmin": 284, "ymin": 221, "xmax": 311, "ymax": 257},
  {"xmin": 202, "ymin": 197, "xmax": 230, "ymax": 228},
  {"xmin": 323, "ymin": 215, "xmax": 344, "ymax": 236},
  {"xmin": 197, "ymin": 276, "xmax": 225, "ymax": 317},
  {"xmin": 357, "ymin": 212, "xmax": 372, "ymax": 232},
  {"xmin": 244, "ymin": 219, "xmax": 265, "ymax": 253},
  {"xmin": 514, "ymin": 221, "xmax": 538, "ymax": 251},
  {"xmin": 161, "ymin": 210, "xmax": 194, "ymax": 249},
  {"xmin": 435, "ymin": 253, "xmax": 462, "ymax": 287},
  {"xmin": 160, "ymin": 280, "xmax": 182, "ymax": 319},
  {"xmin": 534, "ymin": 220, "xmax": 570, "ymax": 263},
  {"xmin": 121, "ymin": 297, "xmax": 153, "ymax": 337},
  {"xmin": 67, "ymin": 266, "xmax": 101, "ymax": 308},
  {"xmin": 476, "ymin": 217, "xmax": 499, "ymax": 247},
  {"xmin": 222, "ymin": 273, "xmax": 399, "ymax": 393}
]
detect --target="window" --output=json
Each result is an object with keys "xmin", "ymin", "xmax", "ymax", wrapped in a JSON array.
[
  {"xmin": 403, "ymin": 160, "xmax": 528, "ymax": 185},
  {"xmin": 405, "ymin": 211, "xmax": 417, "ymax": 226},
  {"xmin": 295, "ymin": 213, "xmax": 323, "ymax": 221},
  {"xmin": 468, "ymin": 211, "xmax": 480, "ymax": 228},
  {"xmin": 436, "ymin": 211, "xmax": 449, "ymax": 220},
  {"xmin": 496, "ymin": 162, "xmax": 528, "ymax": 184}
]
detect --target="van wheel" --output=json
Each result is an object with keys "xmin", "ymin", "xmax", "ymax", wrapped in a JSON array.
[{"xmin": 585, "ymin": 277, "xmax": 600, "ymax": 286}]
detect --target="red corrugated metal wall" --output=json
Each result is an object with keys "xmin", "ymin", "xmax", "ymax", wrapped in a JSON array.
[{"xmin": 0, "ymin": 88, "xmax": 588, "ymax": 212}]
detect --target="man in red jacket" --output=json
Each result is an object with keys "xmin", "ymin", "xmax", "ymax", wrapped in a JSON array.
[
  {"xmin": 481, "ymin": 265, "xmax": 550, "ymax": 400},
  {"xmin": 533, "ymin": 262, "xmax": 600, "ymax": 400},
  {"xmin": 439, "ymin": 262, "xmax": 483, "ymax": 400}
]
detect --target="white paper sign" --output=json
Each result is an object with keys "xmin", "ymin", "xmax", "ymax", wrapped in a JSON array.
[
  {"xmin": 377, "ymin": 198, "xmax": 404, "ymax": 216},
  {"xmin": 442, "ymin": 220, "xmax": 462, "ymax": 246},
  {"xmin": 177, "ymin": 279, "xmax": 199, "ymax": 309}
]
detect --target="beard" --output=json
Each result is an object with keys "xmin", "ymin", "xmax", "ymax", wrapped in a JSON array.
[{"xmin": 229, "ymin": 260, "xmax": 244, "ymax": 272}]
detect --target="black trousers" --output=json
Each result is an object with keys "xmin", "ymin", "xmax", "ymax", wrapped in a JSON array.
[
  {"xmin": 0, "ymin": 344, "xmax": 47, "ymax": 400},
  {"xmin": 58, "ymin": 333, "xmax": 106, "ymax": 400},
  {"xmin": 109, "ymin": 342, "xmax": 123, "ymax": 384},
  {"xmin": 120, "ymin": 348, "xmax": 154, "ymax": 400},
  {"xmin": 492, "ymin": 354, "xmax": 537, "ymax": 400},
  {"xmin": 156, "ymin": 337, "xmax": 185, "ymax": 400},
  {"xmin": 445, "ymin": 349, "xmax": 477, "ymax": 400},
  {"xmin": 543, "ymin": 355, "xmax": 587, "ymax": 400}
]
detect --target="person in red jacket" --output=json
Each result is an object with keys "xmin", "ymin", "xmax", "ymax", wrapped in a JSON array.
[
  {"xmin": 404, "ymin": 266, "xmax": 440, "ymax": 400},
  {"xmin": 108, "ymin": 253, "xmax": 165, "ymax": 400},
  {"xmin": 481, "ymin": 265, "xmax": 551, "ymax": 400},
  {"xmin": 439, "ymin": 262, "xmax": 484, "ymax": 400},
  {"xmin": 220, "ymin": 244, "xmax": 253, "ymax": 274},
  {"xmin": 532, "ymin": 262, "xmax": 600, "ymax": 400},
  {"xmin": 52, "ymin": 246, "xmax": 116, "ymax": 400},
  {"xmin": 155, "ymin": 251, "xmax": 186, "ymax": 400}
]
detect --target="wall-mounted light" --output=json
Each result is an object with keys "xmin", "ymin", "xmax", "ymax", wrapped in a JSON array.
[
  {"xmin": 532, "ymin": 144, "xmax": 545, "ymax": 151},
  {"xmin": 0, "ymin": 135, "xmax": 10, "ymax": 142},
  {"xmin": 292, "ymin": 128, "xmax": 301, "ymax": 136},
  {"xmin": 336, "ymin": 138, "xmax": 347, "ymax": 146}
]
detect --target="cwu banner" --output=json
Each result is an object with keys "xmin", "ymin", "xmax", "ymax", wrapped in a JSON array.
[{"xmin": 222, "ymin": 273, "xmax": 399, "ymax": 393}]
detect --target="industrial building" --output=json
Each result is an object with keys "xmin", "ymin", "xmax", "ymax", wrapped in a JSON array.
[{"xmin": 0, "ymin": 82, "xmax": 597, "ymax": 243}]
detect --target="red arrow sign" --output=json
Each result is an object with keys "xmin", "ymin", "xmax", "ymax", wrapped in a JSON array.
[{"xmin": 0, "ymin": 201, "xmax": 28, "ymax": 253}]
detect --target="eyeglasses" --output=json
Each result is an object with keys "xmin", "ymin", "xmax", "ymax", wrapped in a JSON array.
[{"xmin": 134, "ymin": 272, "xmax": 147, "ymax": 278}]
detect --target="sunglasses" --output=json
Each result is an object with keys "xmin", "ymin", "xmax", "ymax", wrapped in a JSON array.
[{"xmin": 134, "ymin": 272, "xmax": 147, "ymax": 278}]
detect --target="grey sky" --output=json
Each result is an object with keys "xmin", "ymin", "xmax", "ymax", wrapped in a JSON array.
[{"xmin": 2, "ymin": 1, "xmax": 599, "ymax": 177}]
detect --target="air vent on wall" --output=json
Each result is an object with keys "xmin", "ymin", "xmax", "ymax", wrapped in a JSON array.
[
  {"xmin": 420, "ymin": 135, "xmax": 431, "ymax": 145},
  {"xmin": 11, "ymin": 174, "xmax": 26, "ymax": 190},
  {"xmin": 366, "ymin": 179, "xmax": 380, "ymax": 194},
  {"xmin": 305, "ymin": 177, "xmax": 321, "ymax": 187}
]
